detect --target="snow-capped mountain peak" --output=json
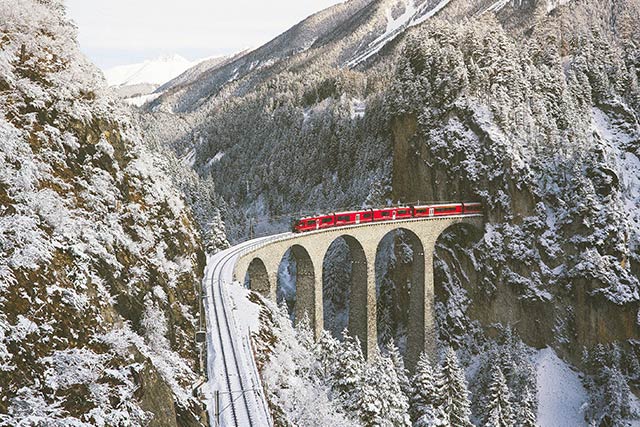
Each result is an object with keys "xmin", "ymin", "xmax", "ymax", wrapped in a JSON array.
[{"xmin": 104, "ymin": 54, "xmax": 198, "ymax": 87}]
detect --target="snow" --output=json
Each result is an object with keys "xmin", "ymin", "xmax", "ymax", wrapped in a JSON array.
[
  {"xmin": 228, "ymin": 283, "xmax": 262, "ymax": 331},
  {"xmin": 123, "ymin": 92, "xmax": 161, "ymax": 107},
  {"xmin": 104, "ymin": 54, "xmax": 201, "ymax": 87},
  {"xmin": 409, "ymin": 0, "xmax": 452, "ymax": 26},
  {"xmin": 348, "ymin": 0, "xmax": 452, "ymax": 67},
  {"xmin": 182, "ymin": 149, "xmax": 197, "ymax": 167},
  {"xmin": 205, "ymin": 151, "xmax": 225, "ymax": 168},
  {"xmin": 380, "ymin": 1, "xmax": 418, "ymax": 45},
  {"xmin": 482, "ymin": 0, "xmax": 511, "ymax": 14},
  {"xmin": 546, "ymin": 0, "xmax": 572, "ymax": 12},
  {"xmin": 536, "ymin": 348, "xmax": 588, "ymax": 426}
]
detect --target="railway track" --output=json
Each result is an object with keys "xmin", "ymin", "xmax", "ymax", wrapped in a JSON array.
[{"xmin": 206, "ymin": 238, "xmax": 275, "ymax": 427}]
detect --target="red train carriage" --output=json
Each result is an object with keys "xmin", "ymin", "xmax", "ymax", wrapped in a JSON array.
[
  {"xmin": 372, "ymin": 207, "xmax": 413, "ymax": 221},
  {"xmin": 334, "ymin": 210, "xmax": 374, "ymax": 227},
  {"xmin": 413, "ymin": 203, "xmax": 463, "ymax": 218}
]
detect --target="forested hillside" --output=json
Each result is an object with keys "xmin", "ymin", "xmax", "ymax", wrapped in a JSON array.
[
  {"xmin": 0, "ymin": 2, "xmax": 212, "ymax": 425},
  {"xmin": 142, "ymin": 0, "xmax": 640, "ymax": 423}
]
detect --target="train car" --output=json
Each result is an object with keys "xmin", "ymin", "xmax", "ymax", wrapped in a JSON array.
[
  {"xmin": 462, "ymin": 202, "xmax": 482, "ymax": 214},
  {"xmin": 413, "ymin": 203, "xmax": 463, "ymax": 218},
  {"xmin": 372, "ymin": 206, "xmax": 413, "ymax": 222},
  {"xmin": 316, "ymin": 214, "xmax": 335, "ymax": 230},
  {"xmin": 292, "ymin": 217, "xmax": 319, "ymax": 232},
  {"xmin": 334, "ymin": 209, "xmax": 374, "ymax": 227}
]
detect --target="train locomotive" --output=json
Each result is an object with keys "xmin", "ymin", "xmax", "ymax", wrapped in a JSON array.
[{"xmin": 292, "ymin": 202, "xmax": 482, "ymax": 233}]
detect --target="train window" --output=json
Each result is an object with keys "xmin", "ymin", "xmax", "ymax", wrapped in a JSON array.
[
  {"xmin": 363, "ymin": 213, "xmax": 372, "ymax": 218},
  {"xmin": 381, "ymin": 212, "xmax": 390, "ymax": 217},
  {"xmin": 398, "ymin": 210, "xmax": 406, "ymax": 214},
  {"xmin": 435, "ymin": 206, "xmax": 457, "ymax": 213},
  {"xmin": 322, "ymin": 217, "xmax": 333, "ymax": 223},
  {"xmin": 337, "ymin": 215, "xmax": 350, "ymax": 221},
  {"xmin": 307, "ymin": 220, "xmax": 316, "ymax": 226},
  {"xmin": 416, "ymin": 209, "xmax": 427, "ymax": 214}
]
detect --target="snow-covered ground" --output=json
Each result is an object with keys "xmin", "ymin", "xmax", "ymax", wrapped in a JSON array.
[{"xmin": 536, "ymin": 348, "xmax": 588, "ymax": 426}]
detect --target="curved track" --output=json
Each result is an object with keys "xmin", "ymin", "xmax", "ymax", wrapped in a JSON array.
[{"xmin": 205, "ymin": 236, "xmax": 281, "ymax": 426}]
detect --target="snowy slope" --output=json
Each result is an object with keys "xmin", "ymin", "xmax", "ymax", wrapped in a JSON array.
[
  {"xmin": 536, "ymin": 348, "xmax": 588, "ymax": 426},
  {"xmin": 104, "ymin": 54, "xmax": 199, "ymax": 87},
  {"xmin": 347, "ymin": 0, "xmax": 452, "ymax": 67}
]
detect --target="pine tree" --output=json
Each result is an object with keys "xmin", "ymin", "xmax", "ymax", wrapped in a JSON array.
[
  {"xmin": 484, "ymin": 365, "xmax": 515, "ymax": 427},
  {"xmin": 295, "ymin": 312, "xmax": 314, "ymax": 352},
  {"xmin": 411, "ymin": 352, "xmax": 447, "ymax": 427},
  {"xmin": 315, "ymin": 329, "xmax": 341, "ymax": 382},
  {"xmin": 517, "ymin": 388, "xmax": 537, "ymax": 427},
  {"xmin": 357, "ymin": 353, "xmax": 411, "ymax": 427},
  {"xmin": 437, "ymin": 347, "xmax": 473, "ymax": 427},
  {"xmin": 377, "ymin": 304, "xmax": 394, "ymax": 347},
  {"xmin": 332, "ymin": 330, "xmax": 365, "ymax": 412},
  {"xmin": 600, "ymin": 365, "xmax": 634, "ymax": 425},
  {"xmin": 385, "ymin": 340, "xmax": 412, "ymax": 397},
  {"xmin": 205, "ymin": 208, "xmax": 229, "ymax": 253}
]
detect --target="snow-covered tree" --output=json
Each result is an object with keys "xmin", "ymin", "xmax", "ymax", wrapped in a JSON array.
[
  {"xmin": 583, "ymin": 343, "xmax": 639, "ymax": 424},
  {"xmin": 356, "ymin": 353, "xmax": 411, "ymax": 427},
  {"xmin": 333, "ymin": 330, "xmax": 366, "ymax": 412},
  {"xmin": 599, "ymin": 366, "xmax": 635, "ymax": 425},
  {"xmin": 484, "ymin": 365, "xmax": 514, "ymax": 427},
  {"xmin": 410, "ymin": 352, "xmax": 447, "ymax": 426},
  {"xmin": 517, "ymin": 389, "xmax": 538, "ymax": 427},
  {"xmin": 473, "ymin": 331, "xmax": 538, "ymax": 423},
  {"xmin": 385, "ymin": 340, "xmax": 412, "ymax": 397},
  {"xmin": 437, "ymin": 347, "xmax": 473, "ymax": 427},
  {"xmin": 295, "ymin": 312, "xmax": 315, "ymax": 352},
  {"xmin": 205, "ymin": 208, "xmax": 230, "ymax": 253},
  {"xmin": 316, "ymin": 329, "xmax": 341, "ymax": 382}
]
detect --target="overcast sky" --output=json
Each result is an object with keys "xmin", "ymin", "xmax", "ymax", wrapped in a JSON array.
[{"xmin": 66, "ymin": 0, "xmax": 345, "ymax": 70}]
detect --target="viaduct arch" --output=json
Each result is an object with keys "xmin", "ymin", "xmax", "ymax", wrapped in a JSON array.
[{"xmin": 235, "ymin": 215, "xmax": 482, "ymax": 369}]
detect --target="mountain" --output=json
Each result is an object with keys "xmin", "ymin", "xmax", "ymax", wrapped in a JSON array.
[
  {"xmin": 142, "ymin": 0, "xmax": 640, "ymax": 423},
  {"xmin": 143, "ymin": 0, "xmax": 542, "ymax": 114},
  {"xmin": 0, "ymin": 2, "xmax": 218, "ymax": 425},
  {"xmin": 103, "ymin": 54, "xmax": 224, "ymax": 107},
  {"xmin": 104, "ymin": 54, "xmax": 198, "ymax": 87},
  {"xmin": 145, "ymin": 0, "xmax": 376, "ymax": 112}
]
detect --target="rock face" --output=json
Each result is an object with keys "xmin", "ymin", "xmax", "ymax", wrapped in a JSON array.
[
  {"xmin": 388, "ymin": 0, "xmax": 640, "ymax": 361},
  {"xmin": 0, "ymin": 1, "xmax": 206, "ymax": 425}
]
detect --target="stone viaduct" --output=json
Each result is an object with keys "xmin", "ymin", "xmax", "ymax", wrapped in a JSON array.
[{"xmin": 233, "ymin": 214, "xmax": 483, "ymax": 368}]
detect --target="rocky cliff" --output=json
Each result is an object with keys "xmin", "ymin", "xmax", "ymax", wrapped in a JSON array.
[
  {"xmin": 388, "ymin": 0, "xmax": 640, "ymax": 362},
  {"xmin": 0, "ymin": 2, "xmax": 207, "ymax": 425}
]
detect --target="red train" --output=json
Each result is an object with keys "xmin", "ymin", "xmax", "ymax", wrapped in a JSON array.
[{"xmin": 292, "ymin": 202, "xmax": 482, "ymax": 233}]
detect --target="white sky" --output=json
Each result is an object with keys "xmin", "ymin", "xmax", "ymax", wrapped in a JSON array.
[{"xmin": 65, "ymin": 0, "xmax": 345, "ymax": 70}]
